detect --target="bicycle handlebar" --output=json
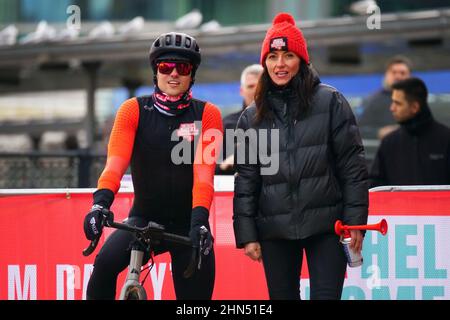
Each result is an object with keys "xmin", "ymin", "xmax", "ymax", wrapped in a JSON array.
[
  {"xmin": 106, "ymin": 220, "xmax": 192, "ymax": 246},
  {"xmin": 83, "ymin": 215, "xmax": 192, "ymax": 257},
  {"xmin": 82, "ymin": 209, "xmax": 207, "ymax": 278}
]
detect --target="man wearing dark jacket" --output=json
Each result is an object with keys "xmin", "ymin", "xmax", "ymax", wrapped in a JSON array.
[{"xmin": 370, "ymin": 77, "xmax": 450, "ymax": 187}]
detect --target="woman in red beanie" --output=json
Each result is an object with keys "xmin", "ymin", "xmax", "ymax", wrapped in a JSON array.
[{"xmin": 233, "ymin": 12, "xmax": 369, "ymax": 300}]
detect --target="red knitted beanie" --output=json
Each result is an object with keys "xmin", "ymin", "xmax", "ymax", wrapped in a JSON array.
[{"xmin": 260, "ymin": 12, "xmax": 309, "ymax": 65}]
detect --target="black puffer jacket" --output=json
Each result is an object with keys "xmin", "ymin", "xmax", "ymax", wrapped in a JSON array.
[{"xmin": 233, "ymin": 79, "xmax": 368, "ymax": 248}]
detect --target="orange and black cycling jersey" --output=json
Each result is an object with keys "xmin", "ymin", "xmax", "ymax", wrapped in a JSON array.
[{"xmin": 97, "ymin": 95, "xmax": 223, "ymax": 232}]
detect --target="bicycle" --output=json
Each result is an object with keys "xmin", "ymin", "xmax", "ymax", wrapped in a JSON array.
[{"xmin": 82, "ymin": 208, "xmax": 207, "ymax": 300}]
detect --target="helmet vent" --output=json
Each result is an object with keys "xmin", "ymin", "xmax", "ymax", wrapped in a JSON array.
[
  {"xmin": 185, "ymin": 37, "xmax": 191, "ymax": 48},
  {"xmin": 175, "ymin": 34, "xmax": 182, "ymax": 46}
]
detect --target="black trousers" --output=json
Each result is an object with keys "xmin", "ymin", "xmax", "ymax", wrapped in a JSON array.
[
  {"xmin": 260, "ymin": 233, "xmax": 347, "ymax": 300},
  {"xmin": 86, "ymin": 217, "xmax": 215, "ymax": 300}
]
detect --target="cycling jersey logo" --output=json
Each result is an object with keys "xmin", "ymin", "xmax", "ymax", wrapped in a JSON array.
[
  {"xmin": 177, "ymin": 123, "xmax": 199, "ymax": 142},
  {"xmin": 143, "ymin": 105, "xmax": 154, "ymax": 112}
]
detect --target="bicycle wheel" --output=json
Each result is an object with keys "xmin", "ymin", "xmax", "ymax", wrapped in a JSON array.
[
  {"xmin": 127, "ymin": 291, "xmax": 139, "ymax": 300},
  {"xmin": 124, "ymin": 285, "xmax": 147, "ymax": 300}
]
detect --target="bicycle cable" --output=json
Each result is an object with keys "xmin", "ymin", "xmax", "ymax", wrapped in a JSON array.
[{"xmin": 140, "ymin": 255, "xmax": 155, "ymax": 286}]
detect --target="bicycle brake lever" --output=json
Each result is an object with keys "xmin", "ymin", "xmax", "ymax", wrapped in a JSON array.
[
  {"xmin": 197, "ymin": 248, "xmax": 202, "ymax": 270},
  {"xmin": 198, "ymin": 231, "xmax": 206, "ymax": 270},
  {"xmin": 82, "ymin": 236, "xmax": 100, "ymax": 256},
  {"xmin": 183, "ymin": 249, "xmax": 198, "ymax": 278},
  {"xmin": 101, "ymin": 208, "xmax": 114, "ymax": 227},
  {"xmin": 183, "ymin": 226, "xmax": 209, "ymax": 278}
]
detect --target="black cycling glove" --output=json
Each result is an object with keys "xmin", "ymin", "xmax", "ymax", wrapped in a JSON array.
[
  {"xmin": 189, "ymin": 206, "xmax": 213, "ymax": 255},
  {"xmin": 83, "ymin": 189, "xmax": 114, "ymax": 241}
]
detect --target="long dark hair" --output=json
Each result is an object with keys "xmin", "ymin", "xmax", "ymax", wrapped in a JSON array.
[{"xmin": 254, "ymin": 62, "xmax": 316, "ymax": 124}]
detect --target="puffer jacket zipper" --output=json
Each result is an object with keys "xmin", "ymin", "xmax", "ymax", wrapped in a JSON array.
[{"xmin": 285, "ymin": 101, "xmax": 295, "ymax": 214}]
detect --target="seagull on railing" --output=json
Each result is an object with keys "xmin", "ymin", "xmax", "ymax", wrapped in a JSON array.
[
  {"xmin": 200, "ymin": 20, "xmax": 221, "ymax": 32},
  {"xmin": 175, "ymin": 9, "xmax": 203, "ymax": 30},
  {"xmin": 0, "ymin": 24, "xmax": 18, "ymax": 46},
  {"xmin": 55, "ymin": 28, "xmax": 80, "ymax": 41},
  {"xmin": 20, "ymin": 21, "xmax": 57, "ymax": 44},
  {"xmin": 88, "ymin": 21, "xmax": 115, "ymax": 39},
  {"xmin": 118, "ymin": 16, "xmax": 145, "ymax": 37},
  {"xmin": 350, "ymin": 0, "xmax": 378, "ymax": 15}
]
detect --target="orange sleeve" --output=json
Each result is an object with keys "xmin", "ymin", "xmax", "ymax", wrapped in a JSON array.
[
  {"xmin": 192, "ymin": 102, "xmax": 224, "ymax": 209},
  {"xmin": 97, "ymin": 98, "xmax": 139, "ymax": 193}
]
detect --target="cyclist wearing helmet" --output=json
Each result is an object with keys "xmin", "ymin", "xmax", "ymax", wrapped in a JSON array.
[{"xmin": 83, "ymin": 32, "xmax": 223, "ymax": 300}]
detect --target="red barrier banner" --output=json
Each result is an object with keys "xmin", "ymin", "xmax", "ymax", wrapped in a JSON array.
[
  {"xmin": 0, "ymin": 190, "xmax": 268, "ymax": 300},
  {"xmin": 0, "ymin": 188, "xmax": 449, "ymax": 300}
]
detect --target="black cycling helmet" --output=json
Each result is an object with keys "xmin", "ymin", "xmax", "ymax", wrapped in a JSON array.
[{"xmin": 149, "ymin": 32, "xmax": 201, "ymax": 76}]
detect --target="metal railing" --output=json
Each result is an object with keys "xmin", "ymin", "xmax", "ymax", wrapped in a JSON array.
[
  {"xmin": 0, "ymin": 146, "xmax": 377, "ymax": 189},
  {"xmin": 0, "ymin": 151, "xmax": 106, "ymax": 188},
  {"xmin": 369, "ymin": 185, "xmax": 450, "ymax": 192},
  {"xmin": 1, "ymin": 9, "xmax": 449, "ymax": 67}
]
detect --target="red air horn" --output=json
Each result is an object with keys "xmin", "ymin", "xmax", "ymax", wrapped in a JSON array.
[
  {"xmin": 335, "ymin": 219, "xmax": 388, "ymax": 237},
  {"xmin": 335, "ymin": 219, "xmax": 388, "ymax": 268}
]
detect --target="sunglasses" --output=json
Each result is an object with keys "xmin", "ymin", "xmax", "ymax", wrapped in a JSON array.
[{"xmin": 157, "ymin": 62, "xmax": 193, "ymax": 76}]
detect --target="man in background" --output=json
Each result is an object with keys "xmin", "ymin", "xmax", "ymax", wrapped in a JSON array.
[
  {"xmin": 369, "ymin": 77, "xmax": 450, "ymax": 187},
  {"xmin": 217, "ymin": 63, "xmax": 263, "ymax": 174},
  {"xmin": 357, "ymin": 55, "xmax": 412, "ymax": 140}
]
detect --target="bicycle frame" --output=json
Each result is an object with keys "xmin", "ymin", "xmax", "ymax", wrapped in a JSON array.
[
  {"xmin": 83, "ymin": 210, "xmax": 201, "ymax": 300},
  {"xmin": 112, "ymin": 219, "xmax": 161, "ymax": 300},
  {"xmin": 119, "ymin": 247, "xmax": 147, "ymax": 300}
]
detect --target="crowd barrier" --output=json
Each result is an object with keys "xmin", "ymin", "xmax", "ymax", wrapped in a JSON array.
[{"xmin": 0, "ymin": 178, "xmax": 449, "ymax": 300}]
